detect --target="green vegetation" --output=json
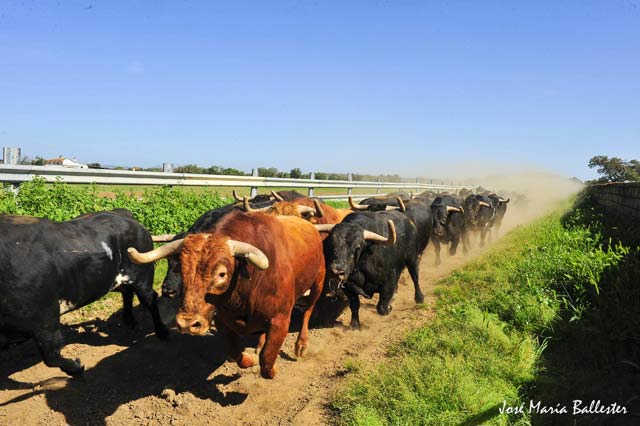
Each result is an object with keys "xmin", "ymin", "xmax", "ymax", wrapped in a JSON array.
[
  {"xmin": 588, "ymin": 155, "xmax": 640, "ymax": 183},
  {"xmin": 334, "ymin": 196, "xmax": 637, "ymax": 425},
  {"xmin": 0, "ymin": 178, "xmax": 230, "ymax": 234}
]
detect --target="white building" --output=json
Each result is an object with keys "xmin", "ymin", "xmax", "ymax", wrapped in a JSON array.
[{"xmin": 44, "ymin": 156, "xmax": 88, "ymax": 169}]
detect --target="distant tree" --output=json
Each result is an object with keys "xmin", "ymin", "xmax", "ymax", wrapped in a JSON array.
[
  {"xmin": 588, "ymin": 155, "xmax": 639, "ymax": 182},
  {"xmin": 206, "ymin": 165, "xmax": 224, "ymax": 175},
  {"xmin": 222, "ymin": 167, "xmax": 246, "ymax": 176},
  {"xmin": 257, "ymin": 167, "xmax": 282, "ymax": 178},
  {"xmin": 19, "ymin": 155, "xmax": 31, "ymax": 165},
  {"xmin": 175, "ymin": 164, "xmax": 204, "ymax": 174},
  {"xmin": 31, "ymin": 157, "xmax": 45, "ymax": 166},
  {"xmin": 290, "ymin": 168, "xmax": 302, "ymax": 179},
  {"xmin": 87, "ymin": 162, "xmax": 102, "ymax": 169},
  {"xmin": 314, "ymin": 172, "xmax": 327, "ymax": 180}
]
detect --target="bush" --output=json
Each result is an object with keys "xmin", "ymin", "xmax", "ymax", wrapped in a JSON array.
[{"xmin": 0, "ymin": 178, "xmax": 230, "ymax": 234}]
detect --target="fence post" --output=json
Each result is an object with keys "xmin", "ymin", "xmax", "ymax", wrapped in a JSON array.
[
  {"xmin": 348, "ymin": 172, "xmax": 353, "ymax": 197},
  {"xmin": 309, "ymin": 172, "xmax": 315, "ymax": 197},
  {"xmin": 251, "ymin": 168, "xmax": 258, "ymax": 198},
  {"xmin": 415, "ymin": 177, "xmax": 420, "ymax": 194},
  {"xmin": 376, "ymin": 177, "xmax": 381, "ymax": 195}
]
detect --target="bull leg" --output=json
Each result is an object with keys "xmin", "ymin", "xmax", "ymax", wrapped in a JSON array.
[
  {"xmin": 480, "ymin": 227, "xmax": 487, "ymax": 248},
  {"xmin": 260, "ymin": 313, "xmax": 290, "ymax": 379},
  {"xmin": 255, "ymin": 333, "xmax": 266, "ymax": 354},
  {"xmin": 376, "ymin": 279, "xmax": 394, "ymax": 315},
  {"xmin": 407, "ymin": 259, "xmax": 424, "ymax": 304},
  {"xmin": 449, "ymin": 235, "xmax": 460, "ymax": 256},
  {"xmin": 33, "ymin": 327, "xmax": 84, "ymax": 376},
  {"xmin": 120, "ymin": 286, "xmax": 137, "ymax": 329},
  {"xmin": 218, "ymin": 322, "xmax": 256, "ymax": 369},
  {"xmin": 295, "ymin": 271, "xmax": 324, "ymax": 358},
  {"xmin": 344, "ymin": 287, "xmax": 362, "ymax": 329},
  {"xmin": 433, "ymin": 238, "xmax": 442, "ymax": 266},
  {"xmin": 462, "ymin": 230, "xmax": 470, "ymax": 255},
  {"xmin": 132, "ymin": 271, "xmax": 169, "ymax": 339}
]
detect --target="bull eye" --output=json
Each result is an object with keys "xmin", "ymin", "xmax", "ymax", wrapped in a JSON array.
[{"xmin": 218, "ymin": 272, "xmax": 226, "ymax": 279}]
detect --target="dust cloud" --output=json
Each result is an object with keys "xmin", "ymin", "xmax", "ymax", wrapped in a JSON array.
[{"xmin": 473, "ymin": 170, "xmax": 584, "ymax": 233}]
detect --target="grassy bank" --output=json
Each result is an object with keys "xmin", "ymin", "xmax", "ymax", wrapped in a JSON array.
[{"xmin": 333, "ymin": 197, "xmax": 637, "ymax": 425}]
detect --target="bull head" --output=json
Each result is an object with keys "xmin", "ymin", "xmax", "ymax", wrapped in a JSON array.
[{"xmin": 177, "ymin": 235, "xmax": 268, "ymax": 335}]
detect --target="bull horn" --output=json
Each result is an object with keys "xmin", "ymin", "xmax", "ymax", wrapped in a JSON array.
[
  {"xmin": 410, "ymin": 192, "xmax": 415, "ymax": 200},
  {"xmin": 313, "ymin": 199, "xmax": 324, "ymax": 218},
  {"xmin": 226, "ymin": 240, "xmax": 269, "ymax": 270},
  {"xmin": 233, "ymin": 189, "xmax": 254, "ymax": 202},
  {"xmin": 479, "ymin": 201, "xmax": 492, "ymax": 208},
  {"xmin": 499, "ymin": 198, "xmax": 510, "ymax": 203},
  {"xmin": 314, "ymin": 224, "xmax": 336, "ymax": 233},
  {"xmin": 243, "ymin": 197, "xmax": 271, "ymax": 213},
  {"xmin": 349, "ymin": 196, "xmax": 368, "ymax": 211},
  {"xmin": 127, "ymin": 238, "xmax": 185, "ymax": 264},
  {"xmin": 446, "ymin": 206, "xmax": 462, "ymax": 214},
  {"xmin": 297, "ymin": 205, "xmax": 316, "ymax": 216},
  {"xmin": 151, "ymin": 234, "xmax": 177, "ymax": 242},
  {"xmin": 364, "ymin": 220, "xmax": 396, "ymax": 246},
  {"xmin": 385, "ymin": 205, "xmax": 400, "ymax": 211},
  {"xmin": 270, "ymin": 191, "xmax": 284, "ymax": 201},
  {"xmin": 397, "ymin": 197, "xmax": 406, "ymax": 212}
]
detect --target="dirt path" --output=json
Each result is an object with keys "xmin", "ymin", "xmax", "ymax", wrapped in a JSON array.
[{"xmin": 0, "ymin": 241, "xmax": 490, "ymax": 426}]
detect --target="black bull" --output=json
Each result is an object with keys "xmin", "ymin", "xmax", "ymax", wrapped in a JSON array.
[
  {"xmin": 322, "ymin": 210, "xmax": 423, "ymax": 329},
  {"xmin": 0, "ymin": 210, "xmax": 168, "ymax": 376}
]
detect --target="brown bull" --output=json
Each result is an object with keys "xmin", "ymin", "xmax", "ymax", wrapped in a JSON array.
[
  {"xmin": 242, "ymin": 198, "xmax": 352, "ymax": 230},
  {"xmin": 128, "ymin": 210, "xmax": 325, "ymax": 379}
]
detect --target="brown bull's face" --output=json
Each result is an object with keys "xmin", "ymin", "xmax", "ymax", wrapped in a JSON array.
[{"xmin": 175, "ymin": 234, "xmax": 236, "ymax": 336}]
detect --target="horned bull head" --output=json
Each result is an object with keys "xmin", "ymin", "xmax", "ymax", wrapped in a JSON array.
[
  {"xmin": 127, "ymin": 235, "xmax": 269, "ymax": 335},
  {"xmin": 315, "ymin": 220, "xmax": 396, "ymax": 285}
]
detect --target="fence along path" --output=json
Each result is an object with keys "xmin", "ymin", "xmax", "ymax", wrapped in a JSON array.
[{"xmin": 0, "ymin": 164, "xmax": 472, "ymax": 200}]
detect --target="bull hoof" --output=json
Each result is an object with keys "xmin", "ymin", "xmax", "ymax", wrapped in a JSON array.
[
  {"xmin": 64, "ymin": 359, "xmax": 85, "ymax": 377},
  {"xmin": 349, "ymin": 320, "xmax": 361, "ymax": 330},
  {"xmin": 237, "ymin": 352, "xmax": 257, "ymax": 369},
  {"xmin": 295, "ymin": 341, "xmax": 308, "ymax": 358},
  {"xmin": 376, "ymin": 304, "xmax": 392, "ymax": 315},
  {"xmin": 415, "ymin": 294, "xmax": 425, "ymax": 304},
  {"xmin": 260, "ymin": 365, "xmax": 277, "ymax": 379}
]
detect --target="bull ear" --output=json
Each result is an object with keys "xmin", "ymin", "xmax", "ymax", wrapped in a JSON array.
[
  {"xmin": 363, "ymin": 220, "xmax": 396, "ymax": 246},
  {"xmin": 127, "ymin": 238, "xmax": 185, "ymax": 264},
  {"xmin": 226, "ymin": 240, "xmax": 269, "ymax": 270}
]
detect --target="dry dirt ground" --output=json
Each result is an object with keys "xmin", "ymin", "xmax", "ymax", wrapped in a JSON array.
[{"xmin": 0, "ymin": 234, "xmax": 502, "ymax": 426}]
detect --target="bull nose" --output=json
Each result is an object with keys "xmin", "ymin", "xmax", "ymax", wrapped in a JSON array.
[
  {"xmin": 330, "ymin": 266, "xmax": 346, "ymax": 280},
  {"xmin": 176, "ymin": 313, "xmax": 209, "ymax": 336}
]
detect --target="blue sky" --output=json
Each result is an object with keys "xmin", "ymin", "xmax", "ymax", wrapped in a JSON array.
[{"xmin": 1, "ymin": 1, "xmax": 638, "ymax": 180}]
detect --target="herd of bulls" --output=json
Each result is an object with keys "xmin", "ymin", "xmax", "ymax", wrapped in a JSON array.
[{"xmin": 0, "ymin": 188, "xmax": 510, "ymax": 380}]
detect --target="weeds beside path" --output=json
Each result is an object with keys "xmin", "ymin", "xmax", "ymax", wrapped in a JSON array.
[{"xmin": 334, "ymin": 198, "xmax": 637, "ymax": 426}]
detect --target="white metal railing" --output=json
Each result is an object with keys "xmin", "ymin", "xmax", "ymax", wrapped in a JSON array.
[{"xmin": 0, "ymin": 164, "xmax": 471, "ymax": 200}]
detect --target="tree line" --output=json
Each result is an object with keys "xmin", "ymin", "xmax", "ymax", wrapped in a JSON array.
[{"xmin": 588, "ymin": 155, "xmax": 640, "ymax": 183}]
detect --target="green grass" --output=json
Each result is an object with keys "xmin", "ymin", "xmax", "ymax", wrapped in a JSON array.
[{"xmin": 333, "ymin": 198, "xmax": 632, "ymax": 426}]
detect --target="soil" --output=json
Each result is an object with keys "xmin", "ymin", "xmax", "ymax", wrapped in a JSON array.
[{"xmin": 0, "ymin": 237, "xmax": 498, "ymax": 426}]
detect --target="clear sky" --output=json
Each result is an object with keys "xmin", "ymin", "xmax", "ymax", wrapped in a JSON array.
[{"xmin": 1, "ymin": 1, "xmax": 638, "ymax": 180}]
